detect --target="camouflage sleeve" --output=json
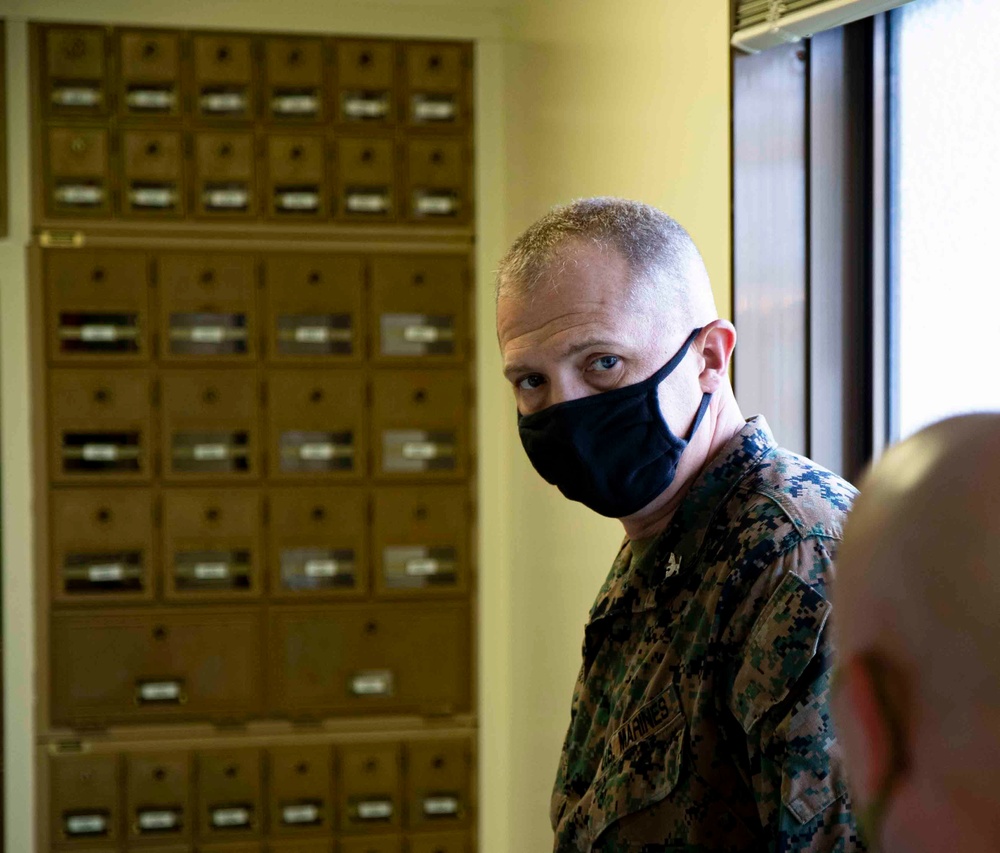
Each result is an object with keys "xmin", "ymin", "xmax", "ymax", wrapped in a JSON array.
[{"xmin": 727, "ymin": 538, "xmax": 867, "ymax": 852}]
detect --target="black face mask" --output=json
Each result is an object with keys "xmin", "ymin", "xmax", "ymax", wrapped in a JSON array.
[{"xmin": 517, "ymin": 328, "xmax": 711, "ymax": 518}]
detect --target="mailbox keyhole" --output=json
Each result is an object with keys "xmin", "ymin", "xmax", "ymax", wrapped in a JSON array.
[
  {"xmin": 146, "ymin": 141, "xmax": 160, "ymax": 157},
  {"xmin": 307, "ymin": 270, "xmax": 322, "ymax": 285},
  {"xmin": 91, "ymin": 267, "xmax": 106, "ymax": 283},
  {"xmin": 414, "ymin": 506, "xmax": 428, "ymax": 521},
  {"xmin": 433, "ymin": 755, "xmax": 446, "ymax": 769},
  {"xmin": 217, "ymin": 46, "xmax": 231, "ymax": 63},
  {"xmin": 361, "ymin": 148, "xmax": 374, "ymax": 163},
  {"xmin": 428, "ymin": 54, "xmax": 443, "ymax": 70},
  {"xmin": 224, "ymin": 764, "xmax": 238, "ymax": 778},
  {"xmin": 70, "ymin": 137, "xmax": 88, "ymax": 154},
  {"xmin": 431, "ymin": 150, "xmax": 445, "ymax": 165},
  {"xmin": 66, "ymin": 37, "xmax": 87, "ymax": 60},
  {"xmin": 153, "ymin": 767, "xmax": 167, "ymax": 781},
  {"xmin": 96, "ymin": 508, "xmax": 113, "ymax": 524},
  {"xmin": 142, "ymin": 41, "xmax": 158, "ymax": 59},
  {"xmin": 413, "ymin": 273, "xmax": 425, "ymax": 286},
  {"xmin": 94, "ymin": 388, "xmax": 111, "ymax": 404},
  {"xmin": 359, "ymin": 51, "xmax": 373, "ymax": 67},
  {"xmin": 364, "ymin": 758, "xmax": 378, "ymax": 772},
  {"xmin": 218, "ymin": 143, "xmax": 232, "ymax": 158},
  {"xmin": 290, "ymin": 145, "xmax": 304, "ymax": 160},
  {"xmin": 203, "ymin": 388, "xmax": 219, "ymax": 404},
  {"xmin": 295, "ymin": 761, "xmax": 309, "ymax": 774},
  {"xmin": 200, "ymin": 269, "xmax": 216, "ymax": 285},
  {"xmin": 309, "ymin": 388, "xmax": 324, "ymax": 403},
  {"xmin": 311, "ymin": 506, "xmax": 326, "ymax": 522},
  {"xmin": 79, "ymin": 769, "xmax": 93, "ymax": 782},
  {"xmin": 413, "ymin": 389, "xmax": 427, "ymax": 404},
  {"xmin": 364, "ymin": 620, "xmax": 378, "ymax": 635},
  {"xmin": 153, "ymin": 625, "xmax": 168, "ymax": 640},
  {"xmin": 205, "ymin": 507, "xmax": 221, "ymax": 522},
  {"xmin": 288, "ymin": 48, "xmax": 302, "ymax": 65}
]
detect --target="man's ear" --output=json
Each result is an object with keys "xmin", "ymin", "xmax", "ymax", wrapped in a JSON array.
[
  {"xmin": 836, "ymin": 654, "xmax": 897, "ymax": 803},
  {"xmin": 697, "ymin": 320, "xmax": 737, "ymax": 393}
]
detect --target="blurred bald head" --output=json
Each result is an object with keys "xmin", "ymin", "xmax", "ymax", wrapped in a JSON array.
[{"xmin": 832, "ymin": 413, "xmax": 1000, "ymax": 852}]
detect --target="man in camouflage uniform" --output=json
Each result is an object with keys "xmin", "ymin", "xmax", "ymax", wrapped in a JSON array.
[{"xmin": 496, "ymin": 198, "xmax": 866, "ymax": 851}]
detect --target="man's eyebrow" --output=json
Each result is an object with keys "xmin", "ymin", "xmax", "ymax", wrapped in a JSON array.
[{"xmin": 502, "ymin": 338, "xmax": 620, "ymax": 380}]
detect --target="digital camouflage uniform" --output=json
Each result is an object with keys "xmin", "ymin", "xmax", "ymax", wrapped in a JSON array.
[{"xmin": 551, "ymin": 417, "xmax": 867, "ymax": 852}]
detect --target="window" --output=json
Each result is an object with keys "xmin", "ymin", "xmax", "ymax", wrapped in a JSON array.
[{"xmin": 890, "ymin": 0, "xmax": 1000, "ymax": 439}]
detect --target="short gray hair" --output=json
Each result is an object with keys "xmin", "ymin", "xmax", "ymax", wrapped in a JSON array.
[{"xmin": 495, "ymin": 197, "xmax": 708, "ymax": 312}]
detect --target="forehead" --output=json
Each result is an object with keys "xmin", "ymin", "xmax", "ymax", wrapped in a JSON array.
[{"xmin": 496, "ymin": 242, "xmax": 636, "ymax": 348}]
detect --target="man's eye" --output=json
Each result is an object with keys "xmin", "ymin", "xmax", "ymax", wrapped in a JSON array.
[
  {"xmin": 517, "ymin": 374, "xmax": 545, "ymax": 391},
  {"xmin": 591, "ymin": 355, "xmax": 620, "ymax": 372}
]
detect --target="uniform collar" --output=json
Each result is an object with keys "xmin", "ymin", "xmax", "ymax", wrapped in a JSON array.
[{"xmin": 587, "ymin": 416, "xmax": 777, "ymax": 625}]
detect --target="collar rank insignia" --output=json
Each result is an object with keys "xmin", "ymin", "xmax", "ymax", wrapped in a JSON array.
[{"xmin": 665, "ymin": 553, "xmax": 682, "ymax": 579}]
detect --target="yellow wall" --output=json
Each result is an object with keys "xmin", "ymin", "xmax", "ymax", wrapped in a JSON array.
[
  {"xmin": 495, "ymin": 2, "xmax": 731, "ymax": 848},
  {"xmin": 0, "ymin": 1, "xmax": 730, "ymax": 850}
]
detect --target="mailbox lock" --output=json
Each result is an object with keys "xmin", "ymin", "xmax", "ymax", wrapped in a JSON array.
[
  {"xmin": 414, "ymin": 505, "xmax": 428, "ymax": 521},
  {"xmin": 288, "ymin": 48, "xmax": 302, "ymax": 65},
  {"xmin": 431, "ymin": 149, "xmax": 445, "ymax": 165},
  {"xmin": 364, "ymin": 620, "xmax": 378, "ymax": 635},
  {"xmin": 96, "ymin": 507, "xmax": 113, "ymax": 524},
  {"xmin": 413, "ymin": 272, "xmax": 425, "ymax": 286},
  {"xmin": 433, "ymin": 755, "xmax": 446, "ymax": 769},
  {"xmin": 413, "ymin": 389, "xmax": 427, "ymax": 404},
  {"xmin": 296, "ymin": 761, "xmax": 309, "ymax": 774},
  {"xmin": 216, "ymin": 45, "xmax": 231, "ymax": 63},
  {"xmin": 152, "ymin": 625, "xmax": 168, "ymax": 640},
  {"xmin": 364, "ymin": 758, "xmax": 378, "ymax": 773},
  {"xmin": 224, "ymin": 764, "xmax": 238, "ymax": 778},
  {"xmin": 66, "ymin": 37, "xmax": 87, "ymax": 60},
  {"xmin": 359, "ymin": 51, "xmax": 373, "ymax": 67},
  {"xmin": 200, "ymin": 268, "xmax": 216, "ymax": 285},
  {"xmin": 361, "ymin": 148, "xmax": 374, "ymax": 163},
  {"xmin": 203, "ymin": 387, "xmax": 219, "ymax": 404},
  {"xmin": 91, "ymin": 266, "xmax": 105, "ymax": 283},
  {"xmin": 205, "ymin": 506, "xmax": 221, "ymax": 522},
  {"xmin": 307, "ymin": 270, "xmax": 321, "ymax": 285},
  {"xmin": 142, "ymin": 40, "xmax": 158, "ymax": 59},
  {"xmin": 79, "ymin": 769, "xmax": 93, "ymax": 782},
  {"xmin": 93, "ymin": 387, "xmax": 111, "ymax": 404},
  {"xmin": 146, "ymin": 141, "xmax": 160, "ymax": 157},
  {"xmin": 290, "ymin": 145, "xmax": 304, "ymax": 161},
  {"xmin": 311, "ymin": 506, "xmax": 326, "ymax": 521},
  {"xmin": 218, "ymin": 143, "xmax": 232, "ymax": 158},
  {"xmin": 428, "ymin": 53, "xmax": 442, "ymax": 71},
  {"xmin": 153, "ymin": 767, "xmax": 166, "ymax": 781},
  {"xmin": 70, "ymin": 136, "xmax": 88, "ymax": 154},
  {"xmin": 309, "ymin": 388, "xmax": 324, "ymax": 403}
]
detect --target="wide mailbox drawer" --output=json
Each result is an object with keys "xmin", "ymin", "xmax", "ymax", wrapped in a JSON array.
[
  {"xmin": 373, "ymin": 486, "xmax": 468, "ymax": 597},
  {"xmin": 265, "ymin": 369, "xmax": 365, "ymax": 480},
  {"xmin": 122, "ymin": 129, "xmax": 184, "ymax": 216},
  {"xmin": 47, "ymin": 126, "xmax": 112, "ymax": 216},
  {"xmin": 337, "ymin": 743, "xmax": 401, "ymax": 833},
  {"xmin": 160, "ymin": 370, "xmax": 259, "ymax": 480},
  {"xmin": 268, "ymin": 487, "xmax": 367, "ymax": 599},
  {"xmin": 50, "ymin": 753, "xmax": 120, "ymax": 844},
  {"xmin": 337, "ymin": 40, "xmax": 395, "ymax": 125},
  {"xmin": 404, "ymin": 42, "xmax": 470, "ymax": 128},
  {"xmin": 262, "ymin": 253, "xmax": 363, "ymax": 362},
  {"xmin": 119, "ymin": 29, "xmax": 181, "ymax": 118},
  {"xmin": 372, "ymin": 370, "xmax": 468, "ymax": 479},
  {"xmin": 44, "ymin": 25, "xmax": 107, "ymax": 116},
  {"xmin": 159, "ymin": 253, "xmax": 256, "ymax": 360},
  {"xmin": 268, "ymin": 745, "xmax": 334, "ymax": 836},
  {"xmin": 336, "ymin": 137, "xmax": 396, "ymax": 221},
  {"xmin": 161, "ymin": 488, "xmax": 262, "ymax": 599},
  {"xmin": 370, "ymin": 255, "xmax": 467, "ymax": 363},
  {"xmin": 197, "ymin": 749, "xmax": 263, "ymax": 839},
  {"xmin": 45, "ymin": 250, "xmax": 150, "ymax": 362},
  {"xmin": 265, "ymin": 134, "xmax": 326, "ymax": 218},
  {"xmin": 405, "ymin": 740, "xmax": 471, "ymax": 830},
  {"xmin": 126, "ymin": 750, "xmax": 193, "ymax": 842},
  {"xmin": 51, "ymin": 609, "xmax": 262, "ymax": 725},
  {"xmin": 404, "ymin": 137, "xmax": 469, "ymax": 223},
  {"xmin": 193, "ymin": 33, "xmax": 255, "ymax": 120},
  {"xmin": 49, "ymin": 369, "xmax": 152, "ymax": 483},
  {"xmin": 50, "ymin": 487, "xmax": 155, "ymax": 604},
  {"xmin": 193, "ymin": 132, "xmax": 257, "ymax": 217},
  {"xmin": 265, "ymin": 36, "xmax": 325, "ymax": 122},
  {"xmin": 267, "ymin": 602, "xmax": 470, "ymax": 717}
]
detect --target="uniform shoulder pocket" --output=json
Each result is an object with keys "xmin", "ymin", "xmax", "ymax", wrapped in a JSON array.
[
  {"xmin": 587, "ymin": 683, "xmax": 687, "ymax": 845},
  {"xmin": 728, "ymin": 571, "xmax": 832, "ymax": 733}
]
